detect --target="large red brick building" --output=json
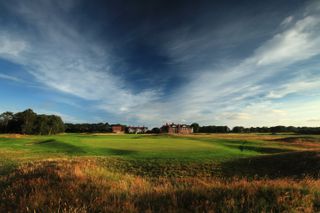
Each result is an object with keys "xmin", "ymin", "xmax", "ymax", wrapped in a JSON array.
[
  {"xmin": 160, "ymin": 123, "xmax": 193, "ymax": 134},
  {"xmin": 111, "ymin": 125, "xmax": 125, "ymax": 134}
]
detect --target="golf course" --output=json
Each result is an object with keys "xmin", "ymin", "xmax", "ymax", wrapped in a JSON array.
[{"xmin": 1, "ymin": 133, "xmax": 320, "ymax": 212}]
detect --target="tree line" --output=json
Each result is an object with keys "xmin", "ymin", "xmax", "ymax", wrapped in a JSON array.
[
  {"xmin": 1, "ymin": 109, "xmax": 319, "ymax": 135},
  {"xmin": 0, "ymin": 109, "xmax": 64, "ymax": 135},
  {"xmin": 190, "ymin": 123, "xmax": 320, "ymax": 134},
  {"xmin": 65, "ymin": 123, "xmax": 112, "ymax": 133}
]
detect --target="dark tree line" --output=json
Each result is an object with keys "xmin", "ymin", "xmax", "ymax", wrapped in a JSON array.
[
  {"xmin": 231, "ymin": 125, "xmax": 320, "ymax": 134},
  {"xmin": 198, "ymin": 125, "xmax": 230, "ymax": 133},
  {"xmin": 0, "ymin": 109, "xmax": 64, "ymax": 135},
  {"xmin": 1, "ymin": 109, "xmax": 319, "ymax": 135},
  {"xmin": 146, "ymin": 127, "xmax": 161, "ymax": 134},
  {"xmin": 65, "ymin": 123, "xmax": 112, "ymax": 133},
  {"xmin": 190, "ymin": 123, "xmax": 320, "ymax": 134},
  {"xmin": 190, "ymin": 123, "xmax": 230, "ymax": 133}
]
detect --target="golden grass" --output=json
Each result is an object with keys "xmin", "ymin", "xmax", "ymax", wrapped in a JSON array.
[
  {"xmin": 0, "ymin": 134, "xmax": 28, "ymax": 138},
  {"xmin": 1, "ymin": 159, "xmax": 320, "ymax": 212}
]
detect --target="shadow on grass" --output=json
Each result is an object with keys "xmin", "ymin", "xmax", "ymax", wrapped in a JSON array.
[
  {"xmin": 97, "ymin": 148, "xmax": 138, "ymax": 156},
  {"xmin": 33, "ymin": 139, "xmax": 86, "ymax": 154},
  {"xmin": 182, "ymin": 137, "xmax": 291, "ymax": 154},
  {"xmin": 221, "ymin": 151, "xmax": 320, "ymax": 179},
  {"xmin": 224, "ymin": 144, "xmax": 290, "ymax": 154},
  {"xmin": 131, "ymin": 134, "xmax": 172, "ymax": 139},
  {"xmin": 33, "ymin": 139, "xmax": 138, "ymax": 157},
  {"xmin": 36, "ymin": 139, "xmax": 56, "ymax": 144}
]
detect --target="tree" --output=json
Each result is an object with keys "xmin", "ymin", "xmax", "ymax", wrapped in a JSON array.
[
  {"xmin": 0, "ymin": 111, "xmax": 14, "ymax": 133},
  {"xmin": 33, "ymin": 115, "xmax": 49, "ymax": 135},
  {"xmin": 232, "ymin": 126, "xmax": 245, "ymax": 133},
  {"xmin": 270, "ymin": 126, "xmax": 286, "ymax": 134},
  {"xmin": 190, "ymin": 123, "xmax": 200, "ymax": 133},
  {"xmin": 64, "ymin": 123, "xmax": 112, "ymax": 133},
  {"xmin": 32, "ymin": 115, "xmax": 65, "ymax": 135},
  {"xmin": 7, "ymin": 109, "xmax": 38, "ymax": 134},
  {"xmin": 199, "ymin": 125, "xmax": 231, "ymax": 133},
  {"xmin": 151, "ymin": 127, "xmax": 160, "ymax": 134},
  {"xmin": 19, "ymin": 109, "xmax": 37, "ymax": 134},
  {"xmin": 0, "ymin": 109, "xmax": 65, "ymax": 135},
  {"xmin": 47, "ymin": 115, "xmax": 65, "ymax": 134}
]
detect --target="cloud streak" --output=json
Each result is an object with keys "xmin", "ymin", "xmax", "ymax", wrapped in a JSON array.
[
  {"xmin": 0, "ymin": 0, "xmax": 160, "ymax": 120},
  {"xmin": 0, "ymin": 73, "xmax": 22, "ymax": 82},
  {"xmin": 128, "ymin": 3, "xmax": 320, "ymax": 127}
]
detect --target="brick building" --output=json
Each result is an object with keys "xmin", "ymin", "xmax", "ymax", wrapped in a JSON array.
[
  {"xmin": 160, "ymin": 123, "xmax": 193, "ymax": 134},
  {"xmin": 111, "ymin": 125, "xmax": 125, "ymax": 134}
]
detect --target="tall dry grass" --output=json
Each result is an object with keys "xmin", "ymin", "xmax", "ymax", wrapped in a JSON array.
[{"xmin": 1, "ymin": 159, "xmax": 320, "ymax": 212}]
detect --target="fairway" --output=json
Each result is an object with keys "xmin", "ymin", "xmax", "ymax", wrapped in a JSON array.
[
  {"xmin": 0, "ymin": 133, "xmax": 316, "ymax": 177},
  {"xmin": 0, "ymin": 133, "xmax": 301, "ymax": 161}
]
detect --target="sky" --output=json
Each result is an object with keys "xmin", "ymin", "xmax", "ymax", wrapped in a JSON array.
[{"xmin": 0, "ymin": 0, "xmax": 320, "ymax": 128}]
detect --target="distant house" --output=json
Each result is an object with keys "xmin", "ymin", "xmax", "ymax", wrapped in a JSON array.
[
  {"xmin": 127, "ymin": 126, "xmax": 148, "ymax": 134},
  {"xmin": 160, "ymin": 123, "xmax": 193, "ymax": 134},
  {"xmin": 111, "ymin": 125, "xmax": 125, "ymax": 134}
]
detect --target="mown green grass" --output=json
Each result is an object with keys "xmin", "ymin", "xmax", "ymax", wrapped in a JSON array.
[
  {"xmin": 0, "ymin": 133, "xmax": 300, "ymax": 161},
  {"xmin": 0, "ymin": 133, "xmax": 311, "ymax": 178}
]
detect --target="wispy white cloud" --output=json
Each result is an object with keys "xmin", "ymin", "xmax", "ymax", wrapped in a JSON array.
[
  {"xmin": 0, "ymin": 0, "xmax": 160, "ymax": 119},
  {"xmin": 130, "ymin": 2, "xmax": 320, "ymax": 127},
  {"xmin": 0, "ymin": 34, "xmax": 27, "ymax": 57},
  {"xmin": 266, "ymin": 78, "xmax": 320, "ymax": 99},
  {"xmin": 224, "ymin": 112, "xmax": 252, "ymax": 121},
  {"xmin": 280, "ymin": 16, "xmax": 294, "ymax": 26},
  {"xmin": 254, "ymin": 16, "xmax": 320, "ymax": 66},
  {"xmin": 0, "ymin": 73, "xmax": 22, "ymax": 82}
]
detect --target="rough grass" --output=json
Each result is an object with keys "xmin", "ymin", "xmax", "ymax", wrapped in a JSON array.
[
  {"xmin": 221, "ymin": 151, "xmax": 320, "ymax": 179},
  {"xmin": 1, "ymin": 159, "xmax": 320, "ymax": 213},
  {"xmin": 1, "ymin": 133, "xmax": 320, "ymax": 212},
  {"xmin": 272, "ymin": 136, "xmax": 320, "ymax": 143}
]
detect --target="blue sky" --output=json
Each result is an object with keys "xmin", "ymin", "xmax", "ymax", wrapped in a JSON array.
[{"xmin": 0, "ymin": 0, "xmax": 320, "ymax": 127}]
